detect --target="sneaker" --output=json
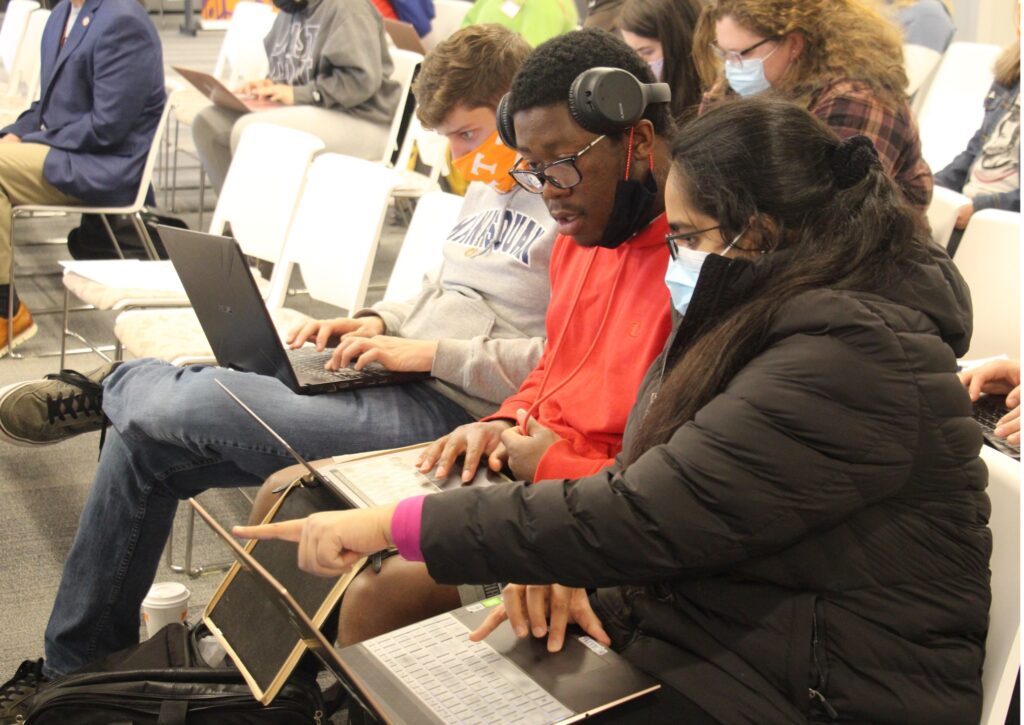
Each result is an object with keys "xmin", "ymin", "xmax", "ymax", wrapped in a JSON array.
[
  {"xmin": 0, "ymin": 363, "xmax": 118, "ymax": 446},
  {"xmin": 0, "ymin": 302, "xmax": 38, "ymax": 357},
  {"xmin": 0, "ymin": 658, "xmax": 49, "ymax": 722}
]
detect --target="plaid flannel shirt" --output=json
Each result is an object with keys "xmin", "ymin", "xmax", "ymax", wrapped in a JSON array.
[
  {"xmin": 809, "ymin": 79, "xmax": 933, "ymax": 212},
  {"xmin": 701, "ymin": 78, "xmax": 933, "ymax": 212}
]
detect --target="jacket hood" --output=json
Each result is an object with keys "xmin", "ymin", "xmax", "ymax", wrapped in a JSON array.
[{"xmin": 872, "ymin": 242, "xmax": 973, "ymax": 357}]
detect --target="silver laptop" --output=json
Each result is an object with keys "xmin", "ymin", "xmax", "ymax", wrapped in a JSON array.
[
  {"xmin": 216, "ymin": 380, "xmax": 507, "ymax": 508},
  {"xmin": 174, "ymin": 66, "xmax": 282, "ymax": 114},
  {"xmin": 191, "ymin": 497, "xmax": 661, "ymax": 724},
  {"xmin": 160, "ymin": 226, "xmax": 430, "ymax": 395}
]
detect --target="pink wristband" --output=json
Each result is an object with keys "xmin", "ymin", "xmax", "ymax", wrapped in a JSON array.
[{"xmin": 391, "ymin": 495, "xmax": 426, "ymax": 562}]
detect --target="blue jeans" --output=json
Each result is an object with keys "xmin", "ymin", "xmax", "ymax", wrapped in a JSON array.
[{"xmin": 42, "ymin": 359, "xmax": 475, "ymax": 677}]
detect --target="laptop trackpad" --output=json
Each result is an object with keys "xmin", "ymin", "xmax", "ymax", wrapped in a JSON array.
[{"xmin": 487, "ymin": 621, "xmax": 611, "ymax": 678}]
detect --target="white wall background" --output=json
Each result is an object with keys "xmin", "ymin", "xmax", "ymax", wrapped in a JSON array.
[{"xmin": 952, "ymin": 0, "xmax": 1018, "ymax": 47}]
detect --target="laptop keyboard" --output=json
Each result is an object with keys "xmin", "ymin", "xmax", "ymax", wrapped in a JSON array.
[
  {"xmin": 288, "ymin": 348, "xmax": 391, "ymax": 381},
  {"xmin": 363, "ymin": 614, "xmax": 574, "ymax": 724},
  {"xmin": 973, "ymin": 395, "xmax": 1021, "ymax": 459}
]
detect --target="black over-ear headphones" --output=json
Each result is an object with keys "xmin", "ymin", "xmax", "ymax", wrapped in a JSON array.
[{"xmin": 496, "ymin": 67, "xmax": 671, "ymax": 150}]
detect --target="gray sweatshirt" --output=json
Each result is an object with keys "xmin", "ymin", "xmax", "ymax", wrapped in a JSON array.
[
  {"xmin": 360, "ymin": 183, "xmax": 557, "ymax": 418},
  {"xmin": 263, "ymin": 0, "xmax": 401, "ymax": 124}
]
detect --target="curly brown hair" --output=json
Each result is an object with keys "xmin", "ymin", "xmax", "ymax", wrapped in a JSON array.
[{"xmin": 694, "ymin": 0, "xmax": 908, "ymax": 109}]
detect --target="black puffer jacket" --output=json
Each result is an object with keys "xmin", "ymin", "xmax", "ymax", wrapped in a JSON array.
[{"xmin": 420, "ymin": 246, "xmax": 990, "ymax": 724}]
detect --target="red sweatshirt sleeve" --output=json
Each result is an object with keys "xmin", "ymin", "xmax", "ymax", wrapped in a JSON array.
[{"xmin": 534, "ymin": 441, "xmax": 614, "ymax": 481}]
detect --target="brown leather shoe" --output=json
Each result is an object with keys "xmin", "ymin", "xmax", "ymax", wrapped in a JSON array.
[{"xmin": 0, "ymin": 302, "xmax": 38, "ymax": 357}]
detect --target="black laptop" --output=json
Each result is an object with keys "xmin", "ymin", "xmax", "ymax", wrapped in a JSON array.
[
  {"xmin": 973, "ymin": 395, "xmax": 1021, "ymax": 460},
  {"xmin": 158, "ymin": 226, "xmax": 429, "ymax": 395}
]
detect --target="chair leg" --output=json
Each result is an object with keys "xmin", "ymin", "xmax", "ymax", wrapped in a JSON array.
[
  {"xmin": 130, "ymin": 213, "xmax": 160, "ymax": 260},
  {"xmin": 98, "ymin": 214, "xmax": 127, "ymax": 260},
  {"xmin": 7, "ymin": 211, "xmax": 17, "ymax": 359},
  {"xmin": 198, "ymin": 170, "xmax": 206, "ymax": 231},
  {"xmin": 170, "ymin": 118, "xmax": 180, "ymax": 212},
  {"xmin": 59, "ymin": 286, "xmax": 69, "ymax": 369}
]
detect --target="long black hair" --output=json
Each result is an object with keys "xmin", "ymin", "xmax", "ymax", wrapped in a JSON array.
[
  {"xmin": 628, "ymin": 96, "xmax": 932, "ymax": 460},
  {"xmin": 619, "ymin": 0, "xmax": 703, "ymax": 125}
]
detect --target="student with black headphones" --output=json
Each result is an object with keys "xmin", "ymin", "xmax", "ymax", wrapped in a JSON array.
[{"xmin": 303, "ymin": 28, "xmax": 682, "ymax": 648}]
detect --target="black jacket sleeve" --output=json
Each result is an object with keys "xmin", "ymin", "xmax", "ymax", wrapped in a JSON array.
[{"xmin": 420, "ymin": 290, "xmax": 924, "ymax": 588}]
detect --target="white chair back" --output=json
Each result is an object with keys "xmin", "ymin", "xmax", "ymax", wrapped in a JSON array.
[
  {"xmin": 209, "ymin": 123, "xmax": 325, "ymax": 305},
  {"xmin": 212, "ymin": 1, "xmax": 275, "ymax": 86},
  {"xmin": 917, "ymin": 42, "xmax": 1003, "ymax": 173},
  {"xmin": 379, "ymin": 48, "xmax": 423, "ymax": 165},
  {"xmin": 979, "ymin": 445, "xmax": 1020, "ymax": 725},
  {"xmin": 284, "ymin": 154, "xmax": 400, "ymax": 314},
  {"xmin": 3, "ymin": 8, "xmax": 47, "ymax": 102},
  {"xmin": 124, "ymin": 98, "xmax": 174, "ymax": 212},
  {"xmin": 394, "ymin": 114, "xmax": 448, "ymax": 186},
  {"xmin": 421, "ymin": 0, "xmax": 471, "ymax": 51},
  {"xmin": 0, "ymin": 0, "xmax": 39, "ymax": 73},
  {"xmin": 952, "ymin": 209, "xmax": 1020, "ymax": 360},
  {"xmin": 926, "ymin": 185, "xmax": 970, "ymax": 249},
  {"xmin": 384, "ymin": 190, "xmax": 462, "ymax": 303},
  {"xmin": 903, "ymin": 43, "xmax": 942, "ymax": 97}
]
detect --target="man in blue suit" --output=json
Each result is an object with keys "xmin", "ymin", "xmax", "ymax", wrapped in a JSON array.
[{"xmin": 0, "ymin": 0, "xmax": 165, "ymax": 355}]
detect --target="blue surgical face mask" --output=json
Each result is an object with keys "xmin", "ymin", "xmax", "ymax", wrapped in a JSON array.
[
  {"xmin": 724, "ymin": 44, "xmax": 780, "ymax": 97},
  {"xmin": 664, "ymin": 246, "xmax": 709, "ymax": 315},
  {"xmin": 663, "ymin": 230, "xmax": 745, "ymax": 315},
  {"xmin": 648, "ymin": 57, "xmax": 664, "ymax": 82}
]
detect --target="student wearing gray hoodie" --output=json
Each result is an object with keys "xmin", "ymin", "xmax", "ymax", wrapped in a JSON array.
[{"xmin": 192, "ymin": 0, "xmax": 402, "ymax": 192}]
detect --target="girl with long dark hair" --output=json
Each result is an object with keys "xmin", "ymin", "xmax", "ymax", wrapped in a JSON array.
[{"xmin": 239, "ymin": 97, "xmax": 989, "ymax": 723}]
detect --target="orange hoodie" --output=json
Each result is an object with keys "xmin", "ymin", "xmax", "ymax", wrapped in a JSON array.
[{"xmin": 484, "ymin": 215, "xmax": 672, "ymax": 481}]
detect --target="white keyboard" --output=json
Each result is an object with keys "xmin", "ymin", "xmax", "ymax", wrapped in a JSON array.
[{"xmin": 363, "ymin": 614, "xmax": 574, "ymax": 724}]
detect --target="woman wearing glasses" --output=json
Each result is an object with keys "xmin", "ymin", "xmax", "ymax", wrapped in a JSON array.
[
  {"xmin": 240, "ymin": 97, "xmax": 988, "ymax": 723},
  {"xmin": 693, "ymin": 0, "xmax": 932, "ymax": 212}
]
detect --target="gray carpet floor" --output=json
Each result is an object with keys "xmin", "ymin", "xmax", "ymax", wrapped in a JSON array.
[{"xmin": 0, "ymin": 20, "xmax": 407, "ymax": 696}]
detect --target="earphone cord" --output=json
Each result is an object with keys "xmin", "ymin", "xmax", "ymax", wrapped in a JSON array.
[{"xmin": 520, "ymin": 246, "xmax": 631, "ymax": 433}]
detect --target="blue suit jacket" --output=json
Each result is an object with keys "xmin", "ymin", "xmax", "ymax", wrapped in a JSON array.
[{"xmin": 2, "ymin": 0, "xmax": 165, "ymax": 205}]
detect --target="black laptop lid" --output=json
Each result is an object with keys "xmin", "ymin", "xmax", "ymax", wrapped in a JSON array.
[{"xmin": 158, "ymin": 225, "xmax": 301, "ymax": 391}]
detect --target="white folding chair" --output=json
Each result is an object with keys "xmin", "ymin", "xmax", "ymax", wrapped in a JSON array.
[
  {"xmin": 378, "ymin": 48, "xmax": 423, "ymax": 166},
  {"xmin": 384, "ymin": 190, "xmax": 462, "ymax": 303},
  {"xmin": 5, "ymin": 99, "xmax": 173, "ymax": 358},
  {"xmin": 952, "ymin": 209, "xmax": 1020, "ymax": 360},
  {"xmin": 0, "ymin": 8, "xmax": 48, "ymax": 123},
  {"xmin": 903, "ymin": 43, "xmax": 942, "ymax": 98},
  {"xmin": 393, "ymin": 114, "xmax": 449, "ymax": 198},
  {"xmin": 0, "ymin": 0, "xmax": 40, "ymax": 75},
  {"xmin": 917, "ymin": 42, "xmax": 1003, "ymax": 173},
  {"xmin": 926, "ymin": 185, "xmax": 970, "ymax": 249},
  {"xmin": 167, "ymin": 1, "xmax": 275, "ymax": 224},
  {"xmin": 421, "ymin": 0, "xmax": 471, "ymax": 51},
  {"xmin": 979, "ymin": 445, "xmax": 1020, "ymax": 725},
  {"xmin": 111, "ymin": 124, "xmax": 326, "ymax": 367},
  {"xmin": 282, "ymin": 154, "xmax": 401, "ymax": 318}
]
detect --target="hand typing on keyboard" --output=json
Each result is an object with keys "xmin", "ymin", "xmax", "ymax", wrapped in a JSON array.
[
  {"xmin": 286, "ymin": 315, "xmax": 386, "ymax": 351},
  {"xmin": 326, "ymin": 335, "xmax": 439, "ymax": 373},
  {"xmin": 960, "ymin": 359, "xmax": 1021, "ymax": 445}
]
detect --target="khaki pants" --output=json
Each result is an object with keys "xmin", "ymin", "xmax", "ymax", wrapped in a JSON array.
[{"xmin": 0, "ymin": 142, "xmax": 82, "ymax": 284}]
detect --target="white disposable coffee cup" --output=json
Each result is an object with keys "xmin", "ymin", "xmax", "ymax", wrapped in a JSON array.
[{"xmin": 141, "ymin": 581, "xmax": 191, "ymax": 639}]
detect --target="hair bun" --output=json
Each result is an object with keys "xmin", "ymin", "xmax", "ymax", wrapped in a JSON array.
[{"xmin": 831, "ymin": 135, "xmax": 879, "ymax": 189}]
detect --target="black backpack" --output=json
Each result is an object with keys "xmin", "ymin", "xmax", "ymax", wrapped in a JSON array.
[{"xmin": 24, "ymin": 623, "xmax": 327, "ymax": 724}]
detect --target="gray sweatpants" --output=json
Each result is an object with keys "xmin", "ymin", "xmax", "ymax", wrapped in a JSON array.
[{"xmin": 192, "ymin": 104, "xmax": 392, "ymax": 193}]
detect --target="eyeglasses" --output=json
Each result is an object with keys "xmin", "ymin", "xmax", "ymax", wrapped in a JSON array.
[
  {"xmin": 665, "ymin": 225, "xmax": 721, "ymax": 259},
  {"xmin": 509, "ymin": 134, "xmax": 607, "ymax": 193},
  {"xmin": 709, "ymin": 36, "xmax": 780, "ymax": 69}
]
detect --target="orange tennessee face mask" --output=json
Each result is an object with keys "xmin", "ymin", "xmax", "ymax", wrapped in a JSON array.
[{"xmin": 450, "ymin": 130, "xmax": 519, "ymax": 193}]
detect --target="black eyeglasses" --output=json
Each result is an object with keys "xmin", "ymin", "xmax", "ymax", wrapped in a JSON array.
[
  {"xmin": 709, "ymin": 36, "xmax": 780, "ymax": 69},
  {"xmin": 508, "ymin": 135, "xmax": 607, "ymax": 193},
  {"xmin": 665, "ymin": 225, "xmax": 721, "ymax": 259}
]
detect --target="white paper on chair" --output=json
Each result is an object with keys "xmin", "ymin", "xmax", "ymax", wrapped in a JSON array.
[{"xmin": 59, "ymin": 260, "xmax": 185, "ymax": 292}]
